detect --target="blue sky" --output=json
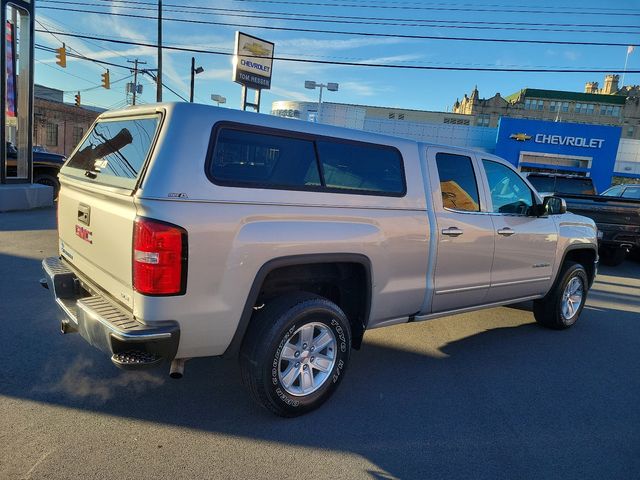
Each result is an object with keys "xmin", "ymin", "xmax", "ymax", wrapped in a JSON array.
[{"xmin": 31, "ymin": 0, "xmax": 640, "ymax": 113}]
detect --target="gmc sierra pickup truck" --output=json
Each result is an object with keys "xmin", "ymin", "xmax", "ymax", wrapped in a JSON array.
[{"xmin": 41, "ymin": 103, "xmax": 598, "ymax": 416}]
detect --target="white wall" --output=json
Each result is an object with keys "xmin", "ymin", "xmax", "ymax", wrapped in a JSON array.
[
  {"xmin": 614, "ymin": 138, "xmax": 640, "ymax": 177},
  {"xmin": 363, "ymin": 118, "xmax": 498, "ymax": 152}
]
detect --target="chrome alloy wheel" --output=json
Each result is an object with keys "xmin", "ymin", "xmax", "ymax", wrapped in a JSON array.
[
  {"xmin": 278, "ymin": 322, "xmax": 337, "ymax": 396},
  {"xmin": 562, "ymin": 276, "xmax": 584, "ymax": 321}
]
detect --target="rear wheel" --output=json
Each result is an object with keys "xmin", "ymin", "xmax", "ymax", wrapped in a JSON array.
[
  {"xmin": 240, "ymin": 292, "xmax": 351, "ymax": 417},
  {"xmin": 533, "ymin": 261, "xmax": 588, "ymax": 329},
  {"xmin": 34, "ymin": 172, "xmax": 60, "ymax": 199}
]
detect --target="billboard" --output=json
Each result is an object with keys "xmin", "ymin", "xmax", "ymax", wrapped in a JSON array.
[
  {"xmin": 5, "ymin": 21, "xmax": 16, "ymax": 117},
  {"xmin": 232, "ymin": 31, "xmax": 274, "ymax": 90},
  {"xmin": 495, "ymin": 117, "xmax": 622, "ymax": 192}
]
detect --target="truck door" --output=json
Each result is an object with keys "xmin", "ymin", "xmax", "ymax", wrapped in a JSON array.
[
  {"xmin": 479, "ymin": 159, "xmax": 558, "ymax": 302},
  {"xmin": 428, "ymin": 149, "xmax": 495, "ymax": 312}
]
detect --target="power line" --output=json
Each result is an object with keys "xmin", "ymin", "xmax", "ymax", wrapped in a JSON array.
[
  {"xmin": 230, "ymin": 0, "xmax": 640, "ymax": 16},
  {"xmin": 37, "ymin": 0, "xmax": 640, "ymax": 33},
  {"xmin": 93, "ymin": 0, "xmax": 640, "ymax": 14},
  {"xmin": 36, "ymin": 6, "xmax": 640, "ymax": 47},
  {"xmin": 34, "ymin": 30, "xmax": 640, "ymax": 73}
]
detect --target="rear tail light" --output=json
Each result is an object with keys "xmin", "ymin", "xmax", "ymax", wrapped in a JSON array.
[{"xmin": 133, "ymin": 217, "xmax": 187, "ymax": 295}]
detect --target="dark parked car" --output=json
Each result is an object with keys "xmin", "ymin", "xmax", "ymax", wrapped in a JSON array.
[
  {"xmin": 527, "ymin": 173, "xmax": 640, "ymax": 266},
  {"xmin": 6, "ymin": 142, "xmax": 66, "ymax": 196}
]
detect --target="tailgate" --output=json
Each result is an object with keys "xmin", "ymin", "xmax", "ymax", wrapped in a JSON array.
[
  {"xmin": 57, "ymin": 182, "xmax": 137, "ymax": 309},
  {"xmin": 57, "ymin": 113, "xmax": 162, "ymax": 310}
]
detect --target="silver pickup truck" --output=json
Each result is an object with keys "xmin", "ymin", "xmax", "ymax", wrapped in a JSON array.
[{"xmin": 42, "ymin": 103, "xmax": 598, "ymax": 416}]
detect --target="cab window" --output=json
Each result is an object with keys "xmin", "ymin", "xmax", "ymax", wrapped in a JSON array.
[
  {"xmin": 621, "ymin": 186, "xmax": 640, "ymax": 199},
  {"xmin": 483, "ymin": 160, "xmax": 535, "ymax": 215},
  {"xmin": 435, "ymin": 153, "xmax": 480, "ymax": 212}
]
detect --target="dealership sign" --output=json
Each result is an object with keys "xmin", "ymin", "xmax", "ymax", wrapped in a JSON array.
[
  {"xmin": 510, "ymin": 132, "xmax": 605, "ymax": 149},
  {"xmin": 232, "ymin": 32, "xmax": 274, "ymax": 90},
  {"xmin": 496, "ymin": 117, "xmax": 622, "ymax": 193}
]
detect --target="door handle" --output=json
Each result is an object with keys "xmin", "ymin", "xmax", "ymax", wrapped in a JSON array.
[
  {"xmin": 497, "ymin": 227, "xmax": 515, "ymax": 237},
  {"xmin": 442, "ymin": 227, "xmax": 463, "ymax": 237}
]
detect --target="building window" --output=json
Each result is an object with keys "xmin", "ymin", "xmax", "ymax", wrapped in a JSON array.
[
  {"xmin": 575, "ymin": 103, "xmax": 583, "ymax": 114},
  {"xmin": 476, "ymin": 115, "xmax": 490, "ymax": 127},
  {"xmin": 561, "ymin": 102, "xmax": 569, "ymax": 113},
  {"xmin": 524, "ymin": 99, "xmax": 544, "ymax": 111},
  {"xmin": 443, "ymin": 117, "xmax": 470, "ymax": 125},
  {"xmin": 600, "ymin": 105, "xmax": 621, "ymax": 117},
  {"xmin": 46, "ymin": 123, "xmax": 58, "ymax": 146},
  {"xmin": 627, "ymin": 126, "xmax": 635, "ymax": 137},
  {"xmin": 586, "ymin": 104, "xmax": 595, "ymax": 115},
  {"xmin": 72, "ymin": 126, "xmax": 84, "ymax": 146},
  {"xmin": 549, "ymin": 101, "xmax": 558, "ymax": 112}
]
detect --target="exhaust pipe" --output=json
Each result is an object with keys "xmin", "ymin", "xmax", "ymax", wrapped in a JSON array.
[{"xmin": 169, "ymin": 358, "xmax": 187, "ymax": 379}]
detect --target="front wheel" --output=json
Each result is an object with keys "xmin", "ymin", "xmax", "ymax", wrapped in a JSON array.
[
  {"xmin": 240, "ymin": 293, "xmax": 351, "ymax": 417},
  {"xmin": 533, "ymin": 261, "xmax": 588, "ymax": 329}
]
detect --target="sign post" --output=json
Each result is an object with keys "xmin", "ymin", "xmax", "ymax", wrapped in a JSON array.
[{"xmin": 232, "ymin": 31, "xmax": 274, "ymax": 112}]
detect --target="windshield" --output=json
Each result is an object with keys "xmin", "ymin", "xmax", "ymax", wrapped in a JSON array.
[{"xmin": 62, "ymin": 115, "xmax": 160, "ymax": 190}]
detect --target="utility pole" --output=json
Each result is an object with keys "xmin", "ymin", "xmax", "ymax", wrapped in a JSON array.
[
  {"xmin": 190, "ymin": 57, "xmax": 195, "ymax": 103},
  {"xmin": 128, "ymin": 58, "xmax": 146, "ymax": 105},
  {"xmin": 156, "ymin": 0, "xmax": 162, "ymax": 102},
  {"xmin": 190, "ymin": 57, "xmax": 204, "ymax": 103}
]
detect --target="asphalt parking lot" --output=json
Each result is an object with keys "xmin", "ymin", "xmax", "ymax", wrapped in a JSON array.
[{"xmin": 1, "ymin": 207, "xmax": 639, "ymax": 480}]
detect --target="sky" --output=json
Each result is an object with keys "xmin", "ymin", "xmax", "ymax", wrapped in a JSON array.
[{"xmin": 27, "ymin": 0, "xmax": 640, "ymax": 113}]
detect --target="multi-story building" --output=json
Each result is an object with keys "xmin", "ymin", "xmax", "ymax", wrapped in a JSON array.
[
  {"xmin": 452, "ymin": 75, "xmax": 640, "ymax": 139},
  {"xmin": 5, "ymin": 85, "xmax": 102, "ymax": 157}
]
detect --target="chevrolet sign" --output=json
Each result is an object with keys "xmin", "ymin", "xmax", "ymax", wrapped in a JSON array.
[
  {"xmin": 510, "ymin": 133, "xmax": 532, "ymax": 141},
  {"xmin": 534, "ymin": 134, "xmax": 605, "ymax": 149},
  {"xmin": 233, "ymin": 31, "xmax": 274, "ymax": 90}
]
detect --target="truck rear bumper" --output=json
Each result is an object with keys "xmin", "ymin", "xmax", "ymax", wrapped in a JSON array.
[{"xmin": 41, "ymin": 256, "xmax": 180, "ymax": 370}]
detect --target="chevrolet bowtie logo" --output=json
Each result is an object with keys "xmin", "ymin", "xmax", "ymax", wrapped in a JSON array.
[{"xmin": 510, "ymin": 133, "xmax": 532, "ymax": 141}]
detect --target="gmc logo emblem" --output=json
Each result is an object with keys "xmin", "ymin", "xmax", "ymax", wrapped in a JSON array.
[{"xmin": 75, "ymin": 225, "xmax": 93, "ymax": 244}]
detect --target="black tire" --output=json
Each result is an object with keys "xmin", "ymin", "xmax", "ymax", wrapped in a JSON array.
[
  {"xmin": 533, "ymin": 261, "xmax": 588, "ymax": 330},
  {"xmin": 599, "ymin": 246, "xmax": 626, "ymax": 267},
  {"xmin": 240, "ymin": 292, "xmax": 351, "ymax": 417},
  {"xmin": 34, "ymin": 172, "xmax": 60, "ymax": 199}
]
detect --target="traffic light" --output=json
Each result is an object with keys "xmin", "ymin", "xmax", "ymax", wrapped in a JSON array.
[
  {"xmin": 74, "ymin": 92, "xmax": 81, "ymax": 107},
  {"xmin": 101, "ymin": 69, "xmax": 110, "ymax": 89},
  {"xmin": 55, "ymin": 44, "xmax": 66, "ymax": 68}
]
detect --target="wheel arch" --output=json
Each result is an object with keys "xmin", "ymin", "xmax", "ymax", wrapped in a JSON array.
[
  {"xmin": 558, "ymin": 245, "xmax": 598, "ymax": 288},
  {"xmin": 223, "ymin": 253, "xmax": 372, "ymax": 358}
]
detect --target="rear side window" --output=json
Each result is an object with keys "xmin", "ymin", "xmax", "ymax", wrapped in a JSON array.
[
  {"xmin": 63, "ymin": 115, "xmax": 160, "ymax": 190},
  {"xmin": 208, "ymin": 125, "xmax": 406, "ymax": 196},
  {"xmin": 435, "ymin": 152, "xmax": 480, "ymax": 212},
  {"xmin": 210, "ymin": 129, "xmax": 320, "ymax": 188},
  {"xmin": 316, "ymin": 141, "xmax": 404, "ymax": 195}
]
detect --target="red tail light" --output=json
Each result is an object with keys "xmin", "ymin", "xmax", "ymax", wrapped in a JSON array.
[{"xmin": 133, "ymin": 217, "xmax": 187, "ymax": 295}]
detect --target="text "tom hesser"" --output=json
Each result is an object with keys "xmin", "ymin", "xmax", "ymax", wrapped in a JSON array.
[{"xmin": 535, "ymin": 134, "xmax": 605, "ymax": 149}]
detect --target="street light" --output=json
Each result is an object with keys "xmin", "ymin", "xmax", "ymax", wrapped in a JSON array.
[
  {"xmin": 305, "ymin": 80, "xmax": 338, "ymax": 123},
  {"xmin": 190, "ymin": 57, "xmax": 204, "ymax": 103},
  {"xmin": 211, "ymin": 94, "xmax": 227, "ymax": 107}
]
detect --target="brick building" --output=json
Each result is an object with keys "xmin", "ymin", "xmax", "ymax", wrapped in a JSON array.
[
  {"xmin": 32, "ymin": 85, "xmax": 102, "ymax": 156},
  {"xmin": 452, "ymin": 75, "xmax": 640, "ymax": 139}
]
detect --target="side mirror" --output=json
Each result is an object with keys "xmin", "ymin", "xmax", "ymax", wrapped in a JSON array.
[{"xmin": 543, "ymin": 196, "xmax": 567, "ymax": 215}]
